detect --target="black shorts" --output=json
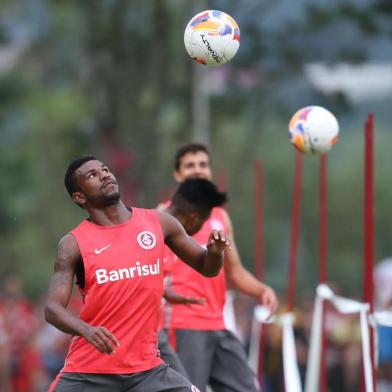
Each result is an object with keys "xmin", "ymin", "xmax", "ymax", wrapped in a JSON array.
[
  {"xmin": 158, "ymin": 329, "xmax": 188, "ymax": 377},
  {"xmin": 174, "ymin": 329, "xmax": 260, "ymax": 392},
  {"xmin": 50, "ymin": 364, "xmax": 200, "ymax": 392}
]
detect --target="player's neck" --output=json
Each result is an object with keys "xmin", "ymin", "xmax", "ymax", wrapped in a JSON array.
[
  {"xmin": 167, "ymin": 205, "xmax": 188, "ymax": 230},
  {"xmin": 166, "ymin": 205, "xmax": 180, "ymax": 220},
  {"xmin": 87, "ymin": 201, "xmax": 132, "ymax": 226}
]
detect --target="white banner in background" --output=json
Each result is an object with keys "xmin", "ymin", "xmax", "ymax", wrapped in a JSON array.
[
  {"xmin": 249, "ymin": 286, "xmax": 392, "ymax": 392},
  {"xmin": 372, "ymin": 311, "xmax": 392, "ymax": 327},
  {"xmin": 304, "ymin": 284, "xmax": 373, "ymax": 392},
  {"xmin": 249, "ymin": 307, "xmax": 302, "ymax": 392}
]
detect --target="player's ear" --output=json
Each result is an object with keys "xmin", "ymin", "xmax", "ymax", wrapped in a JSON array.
[
  {"xmin": 188, "ymin": 211, "xmax": 200, "ymax": 221},
  {"xmin": 173, "ymin": 170, "xmax": 183, "ymax": 183},
  {"xmin": 72, "ymin": 191, "xmax": 86, "ymax": 207}
]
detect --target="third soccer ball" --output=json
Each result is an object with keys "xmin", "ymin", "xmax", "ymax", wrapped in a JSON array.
[
  {"xmin": 184, "ymin": 10, "xmax": 240, "ymax": 67},
  {"xmin": 288, "ymin": 106, "xmax": 339, "ymax": 154}
]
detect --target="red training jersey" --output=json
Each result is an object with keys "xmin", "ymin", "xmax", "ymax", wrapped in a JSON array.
[
  {"xmin": 168, "ymin": 207, "xmax": 228, "ymax": 330},
  {"xmin": 62, "ymin": 208, "xmax": 164, "ymax": 374}
]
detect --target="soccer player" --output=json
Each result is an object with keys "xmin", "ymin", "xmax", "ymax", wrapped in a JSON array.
[
  {"xmin": 159, "ymin": 177, "xmax": 228, "ymax": 377},
  {"xmin": 160, "ymin": 143, "xmax": 278, "ymax": 392},
  {"xmin": 45, "ymin": 155, "xmax": 230, "ymax": 392}
]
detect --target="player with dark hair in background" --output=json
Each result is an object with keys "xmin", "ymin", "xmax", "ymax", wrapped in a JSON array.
[
  {"xmin": 158, "ymin": 143, "xmax": 278, "ymax": 392},
  {"xmin": 158, "ymin": 177, "xmax": 228, "ymax": 376}
]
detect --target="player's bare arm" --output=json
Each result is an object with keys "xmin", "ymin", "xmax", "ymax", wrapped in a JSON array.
[
  {"xmin": 45, "ymin": 234, "xmax": 119, "ymax": 354},
  {"xmin": 158, "ymin": 210, "xmax": 229, "ymax": 277},
  {"xmin": 221, "ymin": 209, "xmax": 279, "ymax": 314},
  {"xmin": 164, "ymin": 288, "xmax": 205, "ymax": 306}
]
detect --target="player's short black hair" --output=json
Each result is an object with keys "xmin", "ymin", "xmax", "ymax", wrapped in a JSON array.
[
  {"xmin": 172, "ymin": 178, "xmax": 227, "ymax": 212},
  {"xmin": 64, "ymin": 155, "xmax": 97, "ymax": 196},
  {"xmin": 174, "ymin": 143, "xmax": 210, "ymax": 171}
]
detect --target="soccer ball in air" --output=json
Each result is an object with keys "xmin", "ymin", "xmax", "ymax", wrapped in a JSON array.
[
  {"xmin": 288, "ymin": 106, "xmax": 339, "ymax": 154},
  {"xmin": 184, "ymin": 10, "xmax": 240, "ymax": 67}
]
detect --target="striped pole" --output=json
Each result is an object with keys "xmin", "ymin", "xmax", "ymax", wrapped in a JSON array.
[
  {"xmin": 319, "ymin": 154, "xmax": 328, "ymax": 392},
  {"xmin": 363, "ymin": 113, "xmax": 376, "ymax": 391},
  {"xmin": 254, "ymin": 161, "xmax": 264, "ymax": 281},
  {"xmin": 254, "ymin": 161, "xmax": 265, "ymax": 385}
]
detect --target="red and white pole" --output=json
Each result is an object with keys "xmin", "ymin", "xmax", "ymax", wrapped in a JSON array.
[
  {"xmin": 319, "ymin": 154, "xmax": 328, "ymax": 392},
  {"xmin": 254, "ymin": 161, "xmax": 264, "ymax": 282},
  {"xmin": 287, "ymin": 152, "xmax": 303, "ymax": 311},
  {"xmin": 253, "ymin": 160, "xmax": 265, "ymax": 384},
  {"xmin": 363, "ymin": 113, "xmax": 376, "ymax": 391}
]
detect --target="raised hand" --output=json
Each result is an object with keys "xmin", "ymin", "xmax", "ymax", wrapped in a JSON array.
[{"xmin": 206, "ymin": 230, "xmax": 230, "ymax": 254}]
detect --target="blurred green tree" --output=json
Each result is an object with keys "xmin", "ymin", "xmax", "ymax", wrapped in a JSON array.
[{"xmin": 0, "ymin": 0, "xmax": 391, "ymax": 297}]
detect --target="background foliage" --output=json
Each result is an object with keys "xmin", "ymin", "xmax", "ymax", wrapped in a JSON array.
[{"xmin": 0, "ymin": 0, "xmax": 391, "ymax": 299}]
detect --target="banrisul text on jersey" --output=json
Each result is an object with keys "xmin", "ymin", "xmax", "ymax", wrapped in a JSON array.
[{"xmin": 96, "ymin": 259, "xmax": 160, "ymax": 284}]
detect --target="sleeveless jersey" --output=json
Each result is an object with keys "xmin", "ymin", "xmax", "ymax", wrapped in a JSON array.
[
  {"xmin": 62, "ymin": 208, "xmax": 164, "ymax": 374},
  {"xmin": 168, "ymin": 207, "xmax": 228, "ymax": 330}
]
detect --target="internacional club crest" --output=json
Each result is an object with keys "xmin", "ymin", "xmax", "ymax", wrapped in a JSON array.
[{"xmin": 137, "ymin": 231, "xmax": 156, "ymax": 250}]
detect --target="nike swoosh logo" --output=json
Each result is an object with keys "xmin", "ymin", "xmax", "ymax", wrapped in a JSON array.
[{"xmin": 94, "ymin": 244, "xmax": 112, "ymax": 255}]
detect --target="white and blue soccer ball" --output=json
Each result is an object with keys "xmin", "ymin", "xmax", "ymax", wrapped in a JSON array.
[
  {"xmin": 184, "ymin": 10, "xmax": 240, "ymax": 67},
  {"xmin": 288, "ymin": 106, "xmax": 340, "ymax": 155}
]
